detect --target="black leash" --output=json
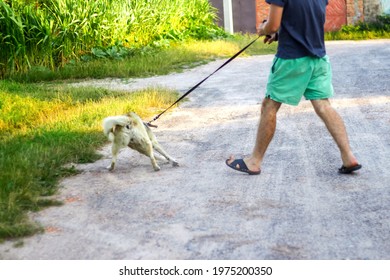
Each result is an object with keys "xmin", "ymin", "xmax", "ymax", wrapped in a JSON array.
[{"xmin": 147, "ymin": 35, "xmax": 261, "ymax": 127}]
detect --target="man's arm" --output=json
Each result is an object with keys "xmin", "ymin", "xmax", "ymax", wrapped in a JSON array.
[{"xmin": 258, "ymin": 4, "xmax": 283, "ymax": 43}]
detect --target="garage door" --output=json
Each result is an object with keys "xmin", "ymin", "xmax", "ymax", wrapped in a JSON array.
[{"xmin": 210, "ymin": 0, "xmax": 256, "ymax": 33}]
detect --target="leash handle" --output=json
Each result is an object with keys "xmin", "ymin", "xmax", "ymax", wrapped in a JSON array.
[{"xmin": 147, "ymin": 35, "xmax": 261, "ymax": 126}]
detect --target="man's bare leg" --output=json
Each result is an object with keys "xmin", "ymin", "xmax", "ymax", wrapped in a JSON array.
[
  {"xmin": 310, "ymin": 99, "xmax": 360, "ymax": 168},
  {"xmin": 227, "ymin": 97, "xmax": 281, "ymax": 173}
]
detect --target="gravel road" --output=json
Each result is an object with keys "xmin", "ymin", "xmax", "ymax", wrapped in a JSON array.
[{"xmin": 1, "ymin": 40, "xmax": 389, "ymax": 260}]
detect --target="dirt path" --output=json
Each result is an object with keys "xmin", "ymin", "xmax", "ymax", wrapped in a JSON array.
[{"xmin": 1, "ymin": 40, "xmax": 390, "ymax": 259}]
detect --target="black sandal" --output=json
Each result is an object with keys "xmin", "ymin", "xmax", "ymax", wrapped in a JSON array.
[
  {"xmin": 338, "ymin": 164, "xmax": 362, "ymax": 174},
  {"xmin": 225, "ymin": 158, "xmax": 261, "ymax": 175}
]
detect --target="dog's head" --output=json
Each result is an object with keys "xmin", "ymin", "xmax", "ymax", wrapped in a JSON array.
[
  {"xmin": 112, "ymin": 123, "xmax": 132, "ymax": 134},
  {"xmin": 125, "ymin": 112, "xmax": 142, "ymax": 127}
]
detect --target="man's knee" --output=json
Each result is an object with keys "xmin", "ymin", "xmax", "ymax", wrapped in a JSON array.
[
  {"xmin": 311, "ymin": 99, "xmax": 332, "ymax": 116},
  {"xmin": 261, "ymin": 97, "xmax": 281, "ymax": 115}
]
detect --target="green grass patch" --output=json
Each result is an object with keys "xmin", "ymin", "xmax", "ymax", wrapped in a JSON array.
[
  {"xmin": 0, "ymin": 80, "xmax": 179, "ymax": 240},
  {"xmin": 11, "ymin": 35, "xmax": 277, "ymax": 82},
  {"xmin": 0, "ymin": 0, "xmax": 224, "ymax": 77}
]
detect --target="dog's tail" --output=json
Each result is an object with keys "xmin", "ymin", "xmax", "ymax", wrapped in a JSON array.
[{"xmin": 102, "ymin": 115, "xmax": 130, "ymax": 141}]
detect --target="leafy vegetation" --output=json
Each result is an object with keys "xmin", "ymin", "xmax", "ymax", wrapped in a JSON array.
[{"xmin": 0, "ymin": 0, "xmax": 225, "ymax": 77}]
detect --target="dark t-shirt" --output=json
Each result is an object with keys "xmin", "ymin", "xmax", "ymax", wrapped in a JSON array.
[{"xmin": 266, "ymin": 0, "xmax": 328, "ymax": 58}]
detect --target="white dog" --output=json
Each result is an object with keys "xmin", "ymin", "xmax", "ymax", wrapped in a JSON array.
[{"xmin": 103, "ymin": 112, "xmax": 178, "ymax": 171}]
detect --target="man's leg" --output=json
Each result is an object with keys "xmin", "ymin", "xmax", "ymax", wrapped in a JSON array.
[
  {"xmin": 310, "ymin": 99, "xmax": 360, "ymax": 168},
  {"xmin": 227, "ymin": 97, "xmax": 281, "ymax": 173}
]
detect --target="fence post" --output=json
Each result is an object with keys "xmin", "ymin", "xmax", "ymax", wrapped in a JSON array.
[{"xmin": 223, "ymin": 0, "xmax": 234, "ymax": 34}]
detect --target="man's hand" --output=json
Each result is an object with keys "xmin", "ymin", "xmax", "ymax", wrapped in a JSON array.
[
  {"xmin": 264, "ymin": 33, "xmax": 278, "ymax": 44},
  {"xmin": 258, "ymin": 20, "xmax": 278, "ymax": 44},
  {"xmin": 257, "ymin": 20, "xmax": 268, "ymax": 36}
]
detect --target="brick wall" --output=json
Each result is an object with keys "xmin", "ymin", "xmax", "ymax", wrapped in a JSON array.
[
  {"xmin": 255, "ymin": 0, "xmax": 366, "ymax": 32},
  {"xmin": 256, "ymin": 0, "xmax": 269, "ymax": 28}
]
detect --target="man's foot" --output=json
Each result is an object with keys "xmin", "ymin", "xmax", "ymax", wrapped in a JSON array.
[
  {"xmin": 225, "ymin": 156, "xmax": 261, "ymax": 175},
  {"xmin": 338, "ymin": 164, "xmax": 362, "ymax": 174},
  {"xmin": 340, "ymin": 151, "xmax": 361, "ymax": 173}
]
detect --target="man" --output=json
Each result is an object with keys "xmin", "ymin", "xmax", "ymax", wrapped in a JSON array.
[{"xmin": 226, "ymin": 0, "xmax": 361, "ymax": 175}]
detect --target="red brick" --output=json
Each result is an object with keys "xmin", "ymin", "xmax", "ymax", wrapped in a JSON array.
[{"xmin": 255, "ymin": 0, "xmax": 365, "ymax": 32}]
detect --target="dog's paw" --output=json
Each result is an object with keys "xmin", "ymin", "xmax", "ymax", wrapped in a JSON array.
[
  {"xmin": 172, "ymin": 161, "xmax": 179, "ymax": 167},
  {"xmin": 107, "ymin": 163, "xmax": 115, "ymax": 171},
  {"xmin": 153, "ymin": 165, "xmax": 161, "ymax": 171}
]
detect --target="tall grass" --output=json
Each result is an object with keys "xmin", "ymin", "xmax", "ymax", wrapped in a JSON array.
[
  {"xmin": 0, "ymin": 0, "xmax": 224, "ymax": 77},
  {"xmin": 0, "ymin": 81, "xmax": 179, "ymax": 240}
]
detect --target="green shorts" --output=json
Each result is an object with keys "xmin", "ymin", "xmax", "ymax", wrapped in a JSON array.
[{"xmin": 266, "ymin": 55, "xmax": 334, "ymax": 106}]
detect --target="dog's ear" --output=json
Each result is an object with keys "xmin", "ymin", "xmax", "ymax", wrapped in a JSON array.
[
  {"xmin": 128, "ymin": 119, "xmax": 137, "ymax": 127},
  {"xmin": 124, "ymin": 120, "xmax": 134, "ymax": 129}
]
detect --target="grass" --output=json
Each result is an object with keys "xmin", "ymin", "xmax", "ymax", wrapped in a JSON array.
[
  {"xmin": 1, "ymin": 17, "xmax": 389, "ymax": 240},
  {"xmin": 0, "ymin": 0, "xmax": 224, "ymax": 77},
  {"xmin": 11, "ymin": 35, "xmax": 277, "ymax": 82},
  {"xmin": 0, "ymin": 81, "xmax": 179, "ymax": 240}
]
